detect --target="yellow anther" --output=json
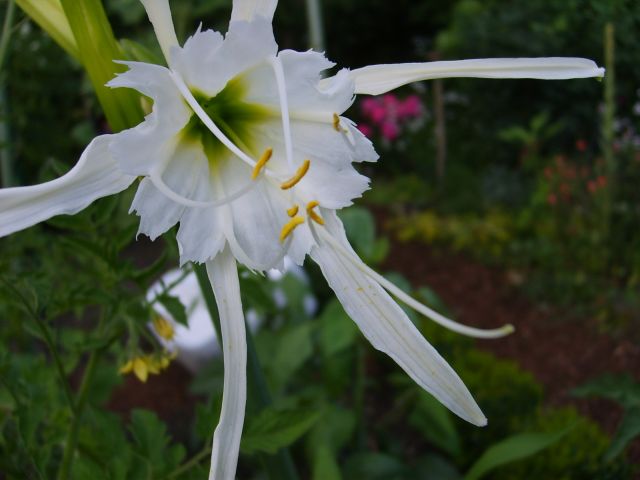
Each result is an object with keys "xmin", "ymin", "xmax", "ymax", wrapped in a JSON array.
[
  {"xmin": 280, "ymin": 159, "xmax": 310, "ymax": 190},
  {"xmin": 279, "ymin": 216, "xmax": 305, "ymax": 242},
  {"xmin": 287, "ymin": 205, "xmax": 299, "ymax": 217},
  {"xmin": 306, "ymin": 201, "xmax": 325, "ymax": 225},
  {"xmin": 251, "ymin": 147, "xmax": 273, "ymax": 180},
  {"xmin": 332, "ymin": 113, "xmax": 342, "ymax": 132}
]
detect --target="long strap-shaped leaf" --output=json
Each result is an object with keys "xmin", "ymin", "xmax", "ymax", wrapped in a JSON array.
[
  {"xmin": 59, "ymin": 0, "xmax": 142, "ymax": 132},
  {"xmin": 15, "ymin": 0, "xmax": 79, "ymax": 61}
]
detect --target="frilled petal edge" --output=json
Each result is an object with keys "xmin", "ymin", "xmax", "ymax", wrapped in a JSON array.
[
  {"xmin": 0, "ymin": 134, "xmax": 135, "ymax": 238},
  {"xmin": 310, "ymin": 213, "xmax": 487, "ymax": 426},
  {"xmin": 344, "ymin": 58, "xmax": 605, "ymax": 96},
  {"xmin": 206, "ymin": 247, "xmax": 247, "ymax": 480}
]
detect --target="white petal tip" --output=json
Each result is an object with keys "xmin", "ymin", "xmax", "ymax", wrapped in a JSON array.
[
  {"xmin": 501, "ymin": 324, "xmax": 516, "ymax": 336},
  {"xmin": 475, "ymin": 415, "xmax": 488, "ymax": 427}
]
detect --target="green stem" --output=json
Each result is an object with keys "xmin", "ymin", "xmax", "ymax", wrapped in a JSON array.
[
  {"xmin": 194, "ymin": 263, "xmax": 222, "ymax": 345},
  {"xmin": 1, "ymin": 279, "xmax": 76, "ymax": 411},
  {"xmin": 354, "ymin": 340, "xmax": 366, "ymax": 450},
  {"xmin": 0, "ymin": 0, "xmax": 15, "ymax": 70},
  {"xmin": 57, "ymin": 313, "xmax": 106, "ymax": 480},
  {"xmin": 0, "ymin": 0, "xmax": 15, "ymax": 187},
  {"xmin": 195, "ymin": 264, "xmax": 298, "ymax": 480},
  {"xmin": 304, "ymin": 0, "xmax": 325, "ymax": 52},
  {"xmin": 164, "ymin": 443, "xmax": 212, "ymax": 479},
  {"xmin": 31, "ymin": 313, "xmax": 77, "ymax": 414},
  {"xmin": 601, "ymin": 22, "xmax": 616, "ymax": 246}
]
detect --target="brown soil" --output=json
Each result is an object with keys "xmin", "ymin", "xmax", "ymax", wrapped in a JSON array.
[{"xmin": 379, "ymin": 214, "xmax": 640, "ymax": 467}]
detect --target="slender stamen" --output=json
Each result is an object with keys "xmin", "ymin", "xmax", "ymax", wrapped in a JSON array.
[
  {"xmin": 280, "ymin": 159, "xmax": 310, "ymax": 190},
  {"xmin": 306, "ymin": 201, "xmax": 325, "ymax": 225},
  {"xmin": 287, "ymin": 205, "xmax": 299, "ymax": 217},
  {"xmin": 279, "ymin": 216, "xmax": 304, "ymax": 242},
  {"xmin": 269, "ymin": 55, "xmax": 295, "ymax": 170},
  {"xmin": 149, "ymin": 167, "xmax": 260, "ymax": 208},
  {"xmin": 170, "ymin": 71, "xmax": 279, "ymax": 177},
  {"xmin": 213, "ymin": 169, "xmax": 292, "ymax": 272},
  {"xmin": 315, "ymin": 226, "xmax": 515, "ymax": 339},
  {"xmin": 251, "ymin": 148, "xmax": 273, "ymax": 180}
]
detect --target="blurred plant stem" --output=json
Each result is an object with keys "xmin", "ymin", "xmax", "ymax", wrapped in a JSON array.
[
  {"xmin": 305, "ymin": 0, "xmax": 325, "ymax": 52},
  {"xmin": 0, "ymin": 277, "xmax": 76, "ymax": 414},
  {"xmin": 194, "ymin": 264, "xmax": 299, "ymax": 480},
  {"xmin": 354, "ymin": 340, "xmax": 367, "ymax": 450},
  {"xmin": 57, "ymin": 312, "xmax": 107, "ymax": 480},
  {"xmin": 0, "ymin": 0, "xmax": 15, "ymax": 187},
  {"xmin": 601, "ymin": 22, "xmax": 615, "ymax": 243},
  {"xmin": 429, "ymin": 51, "xmax": 447, "ymax": 184}
]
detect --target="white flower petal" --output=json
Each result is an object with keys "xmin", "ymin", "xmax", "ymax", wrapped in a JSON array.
[
  {"xmin": 175, "ymin": 19, "xmax": 277, "ymax": 97},
  {"xmin": 140, "ymin": 0, "xmax": 179, "ymax": 64},
  {"xmin": 206, "ymin": 246, "xmax": 247, "ymax": 480},
  {"xmin": 130, "ymin": 140, "xmax": 212, "ymax": 241},
  {"xmin": 343, "ymin": 58, "xmax": 606, "ymax": 96},
  {"xmin": 217, "ymin": 157, "xmax": 289, "ymax": 271},
  {"xmin": 252, "ymin": 120, "xmax": 371, "ymax": 208},
  {"xmin": 108, "ymin": 62, "xmax": 191, "ymax": 176},
  {"xmin": 0, "ymin": 135, "xmax": 135, "ymax": 238},
  {"xmin": 243, "ymin": 50, "xmax": 354, "ymax": 119},
  {"xmin": 171, "ymin": 29, "xmax": 224, "ymax": 90},
  {"xmin": 310, "ymin": 213, "xmax": 486, "ymax": 426},
  {"xmin": 230, "ymin": 0, "xmax": 278, "ymax": 23},
  {"xmin": 108, "ymin": 61, "xmax": 187, "ymax": 120}
]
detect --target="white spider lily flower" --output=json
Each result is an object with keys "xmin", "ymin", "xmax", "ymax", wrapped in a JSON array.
[{"xmin": 0, "ymin": 0, "xmax": 605, "ymax": 478}]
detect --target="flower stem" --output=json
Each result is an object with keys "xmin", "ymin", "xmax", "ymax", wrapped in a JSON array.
[
  {"xmin": 57, "ymin": 312, "xmax": 106, "ymax": 480},
  {"xmin": 2, "ymin": 278, "xmax": 76, "ymax": 414},
  {"xmin": 304, "ymin": 0, "xmax": 325, "ymax": 52},
  {"xmin": 354, "ymin": 339, "xmax": 367, "ymax": 450},
  {"xmin": 245, "ymin": 322, "xmax": 299, "ymax": 480},
  {"xmin": 194, "ymin": 263, "xmax": 222, "ymax": 344},
  {"xmin": 194, "ymin": 263, "xmax": 299, "ymax": 480},
  {"xmin": 0, "ymin": 0, "xmax": 15, "ymax": 187}
]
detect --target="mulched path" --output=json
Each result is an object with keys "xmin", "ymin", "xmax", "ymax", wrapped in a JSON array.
[{"xmin": 379, "ymin": 214, "xmax": 640, "ymax": 466}]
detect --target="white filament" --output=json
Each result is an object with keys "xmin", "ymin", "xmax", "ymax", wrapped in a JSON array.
[
  {"xmin": 269, "ymin": 55, "xmax": 295, "ymax": 171},
  {"xmin": 314, "ymin": 224, "xmax": 514, "ymax": 339},
  {"xmin": 149, "ymin": 168, "xmax": 260, "ymax": 208}
]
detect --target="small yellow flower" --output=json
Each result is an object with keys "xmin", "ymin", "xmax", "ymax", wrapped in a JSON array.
[
  {"xmin": 119, "ymin": 359, "xmax": 134, "ymax": 375},
  {"xmin": 153, "ymin": 315, "xmax": 175, "ymax": 341},
  {"xmin": 119, "ymin": 356, "xmax": 150, "ymax": 382},
  {"xmin": 132, "ymin": 357, "xmax": 149, "ymax": 382}
]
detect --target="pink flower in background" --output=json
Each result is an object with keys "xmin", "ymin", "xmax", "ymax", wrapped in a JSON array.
[
  {"xmin": 398, "ymin": 95, "xmax": 422, "ymax": 119},
  {"xmin": 358, "ymin": 93, "xmax": 426, "ymax": 143},
  {"xmin": 361, "ymin": 97, "xmax": 387, "ymax": 123},
  {"xmin": 357, "ymin": 123, "xmax": 373, "ymax": 138},
  {"xmin": 381, "ymin": 121, "xmax": 400, "ymax": 141}
]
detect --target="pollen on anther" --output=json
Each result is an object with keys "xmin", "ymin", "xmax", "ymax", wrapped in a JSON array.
[
  {"xmin": 280, "ymin": 159, "xmax": 310, "ymax": 190},
  {"xmin": 287, "ymin": 205, "xmax": 299, "ymax": 217},
  {"xmin": 251, "ymin": 147, "xmax": 273, "ymax": 180},
  {"xmin": 332, "ymin": 113, "xmax": 342, "ymax": 132},
  {"xmin": 306, "ymin": 200, "xmax": 325, "ymax": 225},
  {"xmin": 279, "ymin": 216, "xmax": 305, "ymax": 242}
]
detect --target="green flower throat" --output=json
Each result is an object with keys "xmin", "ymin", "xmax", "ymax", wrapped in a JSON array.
[{"xmin": 181, "ymin": 78, "xmax": 270, "ymax": 163}]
